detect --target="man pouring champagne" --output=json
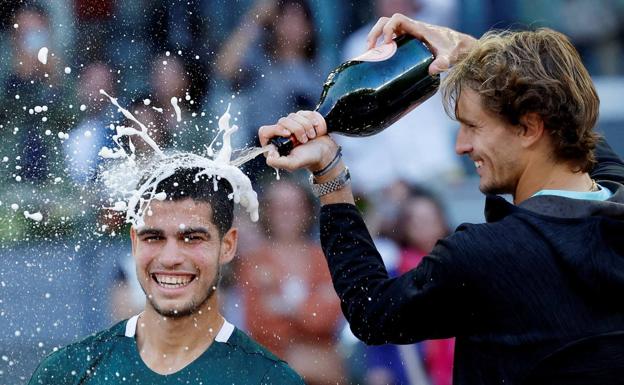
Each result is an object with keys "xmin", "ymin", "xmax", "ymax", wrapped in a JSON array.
[{"xmin": 259, "ymin": 13, "xmax": 624, "ymax": 385}]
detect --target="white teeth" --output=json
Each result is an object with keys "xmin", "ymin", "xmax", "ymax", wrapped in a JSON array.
[
  {"xmin": 474, "ymin": 161, "xmax": 482, "ymax": 169},
  {"xmin": 154, "ymin": 274, "xmax": 192, "ymax": 287}
]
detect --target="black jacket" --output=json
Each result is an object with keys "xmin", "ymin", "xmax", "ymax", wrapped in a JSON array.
[{"xmin": 320, "ymin": 141, "xmax": 624, "ymax": 385}]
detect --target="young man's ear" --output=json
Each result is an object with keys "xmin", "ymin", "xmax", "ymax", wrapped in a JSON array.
[
  {"xmin": 519, "ymin": 112, "xmax": 545, "ymax": 148},
  {"xmin": 219, "ymin": 227, "xmax": 238, "ymax": 265}
]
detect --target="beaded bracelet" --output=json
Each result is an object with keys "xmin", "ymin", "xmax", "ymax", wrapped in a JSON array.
[{"xmin": 313, "ymin": 146, "xmax": 342, "ymax": 177}]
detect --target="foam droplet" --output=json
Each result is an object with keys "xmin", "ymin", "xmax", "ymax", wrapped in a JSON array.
[
  {"xmin": 24, "ymin": 211, "xmax": 43, "ymax": 222},
  {"xmin": 37, "ymin": 47, "xmax": 48, "ymax": 64}
]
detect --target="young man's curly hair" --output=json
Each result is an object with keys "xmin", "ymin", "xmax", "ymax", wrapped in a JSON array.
[{"xmin": 442, "ymin": 28, "xmax": 600, "ymax": 172}]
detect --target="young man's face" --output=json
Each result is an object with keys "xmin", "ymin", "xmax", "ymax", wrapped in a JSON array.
[
  {"xmin": 130, "ymin": 198, "xmax": 237, "ymax": 318},
  {"xmin": 454, "ymin": 88, "xmax": 525, "ymax": 196}
]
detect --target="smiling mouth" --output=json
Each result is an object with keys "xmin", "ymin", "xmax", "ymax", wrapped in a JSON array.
[
  {"xmin": 152, "ymin": 273, "xmax": 195, "ymax": 289},
  {"xmin": 474, "ymin": 160, "xmax": 483, "ymax": 169}
]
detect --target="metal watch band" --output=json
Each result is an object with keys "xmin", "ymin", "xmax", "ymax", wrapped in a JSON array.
[{"xmin": 309, "ymin": 167, "xmax": 351, "ymax": 197}]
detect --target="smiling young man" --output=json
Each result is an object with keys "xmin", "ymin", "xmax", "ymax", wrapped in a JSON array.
[
  {"xmin": 28, "ymin": 168, "xmax": 304, "ymax": 384},
  {"xmin": 259, "ymin": 14, "xmax": 624, "ymax": 385}
]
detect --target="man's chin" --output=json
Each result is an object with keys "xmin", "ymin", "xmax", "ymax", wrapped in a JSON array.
[
  {"xmin": 150, "ymin": 300, "xmax": 199, "ymax": 318},
  {"xmin": 479, "ymin": 183, "xmax": 510, "ymax": 196}
]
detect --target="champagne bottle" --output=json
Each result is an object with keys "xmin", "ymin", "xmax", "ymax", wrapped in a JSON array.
[{"xmin": 270, "ymin": 34, "xmax": 440, "ymax": 156}]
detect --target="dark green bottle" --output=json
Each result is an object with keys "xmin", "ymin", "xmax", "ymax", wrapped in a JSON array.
[{"xmin": 270, "ymin": 34, "xmax": 440, "ymax": 156}]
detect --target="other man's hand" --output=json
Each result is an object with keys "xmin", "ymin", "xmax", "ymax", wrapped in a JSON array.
[{"xmin": 367, "ymin": 13, "xmax": 476, "ymax": 75}]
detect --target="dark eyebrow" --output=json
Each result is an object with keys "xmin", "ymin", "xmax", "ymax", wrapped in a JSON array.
[
  {"xmin": 136, "ymin": 228, "xmax": 164, "ymax": 237},
  {"xmin": 179, "ymin": 227, "xmax": 211, "ymax": 237}
]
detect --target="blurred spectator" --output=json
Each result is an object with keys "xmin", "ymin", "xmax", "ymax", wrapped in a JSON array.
[
  {"xmin": 63, "ymin": 62, "xmax": 115, "ymax": 183},
  {"xmin": 239, "ymin": 178, "xmax": 345, "ymax": 385},
  {"xmin": 215, "ymin": 0, "xmax": 322, "ymax": 147},
  {"xmin": 394, "ymin": 185, "xmax": 451, "ymax": 272},
  {"xmin": 145, "ymin": 54, "xmax": 212, "ymax": 153},
  {"xmin": 360, "ymin": 183, "xmax": 454, "ymax": 385},
  {"xmin": 1, "ymin": 4, "xmax": 63, "ymax": 183},
  {"xmin": 147, "ymin": 1, "xmax": 210, "ymax": 106},
  {"xmin": 339, "ymin": 0, "xmax": 463, "ymax": 194}
]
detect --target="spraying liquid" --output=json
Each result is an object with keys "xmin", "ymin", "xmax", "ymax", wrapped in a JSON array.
[{"xmin": 98, "ymin": 90, "xmax": 266, "ymax": 227}]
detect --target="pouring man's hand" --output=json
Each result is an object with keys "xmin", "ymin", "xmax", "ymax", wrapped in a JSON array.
[
  {"xmin": 258, "ymin": 111, "xmax": 338, "ymax": 173},
  {"xmin": 366, "ymin": 13, "xmax": 476, "ymax": 75}
]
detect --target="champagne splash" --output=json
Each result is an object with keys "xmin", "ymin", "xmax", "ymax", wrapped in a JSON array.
[{"xmin": 98, "ymin": 91, "xmax": 260, "ymax": 227}]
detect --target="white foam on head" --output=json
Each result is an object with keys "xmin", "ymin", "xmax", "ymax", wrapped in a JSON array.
[
  {"xmin": 37, "ymin": 47, "xmax": 48, "ymax": 64},
  {"xmin": 99, "ymin": 93, "xmax": 259, "ymax": 227}
]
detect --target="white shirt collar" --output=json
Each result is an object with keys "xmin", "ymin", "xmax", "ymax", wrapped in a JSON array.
[{"xmin": 124, "ymin": 314, "xmax": 235, "ymax": 343}]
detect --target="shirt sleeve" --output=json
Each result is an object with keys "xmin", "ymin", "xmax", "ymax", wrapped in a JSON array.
[
  {"xmin": 320, "ymin": 203, "xmax": 476, "ymax": 345},
  {"xmin": 592, "ymin": 138, "xmax": 624, "ymax": 184}
]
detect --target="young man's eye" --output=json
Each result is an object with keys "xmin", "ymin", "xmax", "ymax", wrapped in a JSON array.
[
  {"xmin": 183, "ymin": 235, "xmax": 202, "ymax": 243},
  {"xmin": 143, "ymin": 236, "xmax": 162, "ymax": 242}
]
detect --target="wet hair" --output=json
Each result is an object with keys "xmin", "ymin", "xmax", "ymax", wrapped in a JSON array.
[
  {"xmin": 442, "ymin": 28, "xmax": 600, "ymax": 172},
  {"xmin": 149, "ymin": 167, "xmax": 234, "ymax": 237}
]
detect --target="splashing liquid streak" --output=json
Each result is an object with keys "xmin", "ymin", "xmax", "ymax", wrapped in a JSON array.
[
  {"xmin": 171, "ymin": 96, "xmax": 182, "ymax": 122},
  {"xmin": 97, "ymin": 91, "xmax": 261, "ymax": 227}
]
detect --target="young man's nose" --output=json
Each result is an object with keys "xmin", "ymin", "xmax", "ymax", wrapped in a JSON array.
[{"xmin": 158, "ymin": 239, "xmax": 185, "ymax": 266}]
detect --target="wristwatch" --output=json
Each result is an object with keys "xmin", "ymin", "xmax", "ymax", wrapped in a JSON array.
[{"xmin": 309, "ymin": 167, "xmax": 351, "ymax": 197}]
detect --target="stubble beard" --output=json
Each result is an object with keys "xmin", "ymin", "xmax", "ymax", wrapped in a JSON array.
[
  {"xmin": 480, "ymin": 180, "xmax": 512, "ymax": 196},
  {"xmin": 143, "ymin": 268, "xmax": 222, "ymax": 319},
  {"xmin": 479, "ymin": 159, "xmax": 517, "ymax": 196}
]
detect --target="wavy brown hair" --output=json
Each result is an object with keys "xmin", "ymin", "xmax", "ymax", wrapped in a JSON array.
[{"xmin": 442, "ymin": 28, "xmax": 600, "ymax": 172}]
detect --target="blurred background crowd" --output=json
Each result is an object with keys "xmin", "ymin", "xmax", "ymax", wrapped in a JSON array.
[{"xmin": 1, "ymin": 0, "xmax": 623, "ymax": 384}]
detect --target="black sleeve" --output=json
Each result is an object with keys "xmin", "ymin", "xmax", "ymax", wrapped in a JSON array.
[
  {"xmin": 320, "ymin": 203, "xmax": 474, "ymax": 345},
  {"xmin": 591, "ymin": 138, "xmax": 624, "ymax": 184}
]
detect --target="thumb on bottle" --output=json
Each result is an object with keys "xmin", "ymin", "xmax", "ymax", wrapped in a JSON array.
[{"xmin": 429, "ymin": 55, "xmax": 451, "ymax": 75}]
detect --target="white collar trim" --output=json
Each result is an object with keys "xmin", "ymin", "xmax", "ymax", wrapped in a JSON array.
[
  {"xmin": 125, "ymin": 314, "xmax": 140, "ymax": 337},
  {"xmin": 215, "ymin": 319, "xmax": 235, "ymax": 343},
  {"xmin": 124, "ymin": 314, "xmax": 235, "ymax": 343}
]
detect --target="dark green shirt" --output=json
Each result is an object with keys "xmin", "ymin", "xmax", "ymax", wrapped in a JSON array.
[{"xmin": 28, "ymin": 316, "xmax": 304, "ymax": 385}]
